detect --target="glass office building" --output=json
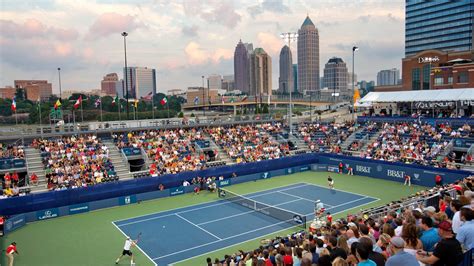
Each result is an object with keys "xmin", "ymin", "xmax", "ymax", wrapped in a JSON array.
[{"xmin": 405, "ymin": 0, "xmax": 474, "ymax": 56}]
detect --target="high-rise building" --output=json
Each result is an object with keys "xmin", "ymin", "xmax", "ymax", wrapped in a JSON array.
[
  {"xmin": 222, "ymin": 75, "xmax": 235, "ymax": 91},
  {"xmin": 323, "ymin": 57, "xmax": 349, "ymax": 94},
  {"xmin": 358, "ymin": 80, "xmax": 375, "ymax": 96},
  {"xmin": 123, "ymin": 67, "xmax": 157, "ymax": 99},
  {"xmin": 278, "ymin": 45, "xmax": 293, "ymax": 94},
  {"xmin": 377, "ymin": 68, "xmax": 400, "ymax": 86},
  {"xmin": 297, "ymin": 15, "xmax": 320, "ymax": 94},
  {"xmin": 234, "ymin": 40, "xmax": 252, "ymax": 94},
  {"xmin": 208, "ymin": 74, "xmax": 222, "ymax": 90},
  {"xmin": 405, "ymin": 1, "xmax": 474, "ymax": 56},
  {"xmin": 250, "ymin": 48, "xmax": 272, "ymax": 97},
  {"xmin": 13, "ymin": 80, "xmax": 52, "ymax": 101},
  {"xmin": 101, "ymin": 73, "xmax": 120, "ymax": 96}
]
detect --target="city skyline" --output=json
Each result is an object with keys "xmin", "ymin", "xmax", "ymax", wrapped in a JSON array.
[{"xmin": 0, "ymin": 0, "xmax": 405, "ymax": 94}]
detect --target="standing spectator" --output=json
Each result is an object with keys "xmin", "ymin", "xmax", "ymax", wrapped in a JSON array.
[
  {"xmin": 339, "ymin": 162, "xmax": 344, "ymax": 174},
  {"xmin": 11, "ymin": 172, "xmax": 19, "ymax": 186},
  {"xmin": 435, "ymin": 174, "xmax": 442, "ymax": 186},
  {"xmin": 385, "ymin": 237, "xmax": 418, "ymax": 266},
  {"xmin": 451, "ymin": 199, "xmax": 464, "ymax": 234},
  {"xmin": 416, "ymin": 221, "xmax": 463, "ymax": 266},
  {"xmin": 347, "ymin": 165, "xmax": 353, "ymax": 175},
  {"xmin": 456, "ymin": 207, "xmax": 474, "ymax": 250},
  {"xmin": 6, "ymin": 242, "xmax": 19, "ymax": 266},
  {"xmin": 419, "ymin": 216, "xmax": 441, "ymax": 252}
]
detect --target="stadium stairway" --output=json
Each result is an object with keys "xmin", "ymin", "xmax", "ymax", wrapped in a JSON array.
[
  {"xmin": 288, "ymin": 133, "xmax": 310, "ymax": 155},
  {"xmin": 350, "ymin": 127, "xmax": 382, "ymax": 156},
  {"xmin": 103, "ymin": 140, "xmax": 133, "ymax": 180},
  {"xmin": 24, "ymin": 146, "xmax": 48, "ymax": 193},
  {"xmin": 203, "ymin": 133, "xmax": 235, "ymax": 165},
  {"xmin": 341, "ymin": 127, "xmax": 363, "ymax": 150}
]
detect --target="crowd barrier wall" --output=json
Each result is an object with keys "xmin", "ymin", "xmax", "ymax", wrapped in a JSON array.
[
  {"xmin": 318, "ymin": 154, "xmax": 471, "ymax": 187},
  {"xmin": 357, "ymin": 116, "xmax": 474, "ymax": 126},
  {"xmin": 1, "ymin": 153, "xmax": 471, "ymax": 234}
]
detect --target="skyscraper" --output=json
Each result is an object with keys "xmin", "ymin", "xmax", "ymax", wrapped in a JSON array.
[
  {"xmin": 377, "ymin": 68, "xmax": 400, "ymax": 86},
  {"xmin": 250, "ymin": 48, "xmax": 272, "ymax": 97},
  {"xmin": 123, "ymin": 67, "xmax": 157, "ymax": 99},
  {"xmin": 297, "ymin": 15, "xmax": 320, "ymax": 95},
  {"xmin": 405, "ymin": 1, "xmax": 474, "ymax": 56},
  {"xmin": 279, "ymin": 45, "xmax": 293, "ymax": 94},
  {"xmin": 323, "ymin": 57, "xmax": 349, "ymax": 94},
  {"xmin": 234, "ymin": 40, "xmax": 251, "ymax": 94}
]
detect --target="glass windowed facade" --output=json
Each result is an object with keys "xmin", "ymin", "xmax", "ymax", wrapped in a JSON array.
[
  {"xmin": 422, "ymin": 64, "xmax": 431, "ymax": 90},
  {"xmin": 412, "ymin": 68, "xmax": 421, "ymax": 90},
  {"xmin": 406, "ymin": 0, "xmax": 474, "ymax": 56}
]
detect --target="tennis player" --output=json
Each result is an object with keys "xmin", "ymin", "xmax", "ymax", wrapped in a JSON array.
[
  {"xmin": 116, "ymin": 236, "xmax": 136, "ymax": 265},
  {"xmin": 328, "ymin": 176, "xmax": 334, "ymax": 189}
]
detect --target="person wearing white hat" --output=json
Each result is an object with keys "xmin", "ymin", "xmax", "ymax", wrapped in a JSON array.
[{"xmin": 116, "ymin": 236, "xmax": 136, "ymax": 265}]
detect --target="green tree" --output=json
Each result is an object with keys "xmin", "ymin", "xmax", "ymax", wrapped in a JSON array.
[{"xmin": 15, "ymin": 88, "xmax": 26, "ymax": 101}]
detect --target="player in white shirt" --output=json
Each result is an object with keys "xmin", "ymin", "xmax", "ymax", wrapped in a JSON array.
[{"xmin": 116, "ymin": 236, "xmax": 136, "ymax": 265}]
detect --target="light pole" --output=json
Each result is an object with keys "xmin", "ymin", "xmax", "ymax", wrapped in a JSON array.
[
  {"xmin": 280, "ymin": 32, "xmax": 298, "ymax": 136},
  {"xmin": 122, "ymin": 31, "xmax": 130, "ymax": 120},
  {"xmin": 352, "ymin": 46, "xmax": 358, "ymax": 121},
  {"xmin": 57, "ymin": 67, "xmax": 62, "ymax": 99},
  {"xmin": 202, "ymin": 75, "xmax": 205, "ymax": 117}
]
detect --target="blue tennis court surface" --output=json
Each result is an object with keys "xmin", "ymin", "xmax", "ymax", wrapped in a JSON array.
[{"xmin": 112, "ymin": 182, "xmax": 378, "ymax": 265}]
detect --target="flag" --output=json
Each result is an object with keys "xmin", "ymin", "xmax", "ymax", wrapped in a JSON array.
[
  {"xmin": 160, "ymin": 97, "xmax": 168, "ymax": 106},
  {"xmin": 143, "ymin": 91, "xmax": 153, "ymax": 101},
  {"xmin": 267, "ymin": 95, "xmax": 271, "ymax": 105},
  {"xmin": 194, "ymin": 96, "xmax": 199, "ymax": 105},
  {"xmin": 353, "ymin": 88, "xmax": 361, "ymax": 106},
  {"xmin": 241, "ymin": 95, "xmax": 248, "ymax": 102},
  {"xmin": 221, "ymin": 95, "xmax": 225, "ymax": 104},
  {"xmin": 95, "ymin": 98, "xmax": 101, "ymax": 108},
  {"xmin": 11, "ymin": 98, "xmax": 16, "ymax": 112},
  {"xmin": 112, "ymin": 95, "xmax": 119, "ymax": 106},
  {"xmin": 74, "ymin": 95, "xmax": 82, "ymax": 109},
  {"xmin": 134, "ymin": 99, "xmax": 138, "ymax": 108},
  {"xmin": 54, "ymin": 99, "xmax": 62, "ymax": 110}
]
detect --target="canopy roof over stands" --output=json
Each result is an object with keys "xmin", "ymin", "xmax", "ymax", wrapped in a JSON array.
[{"xmin": 359, "ymin": 88, "xmax": 474, "ymax": 103}]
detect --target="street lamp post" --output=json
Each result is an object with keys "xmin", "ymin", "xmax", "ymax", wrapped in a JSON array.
[
  {"xmin": 57, "ymin": 67, "xmax": 62, "ymax": 99},
  {"xmin": 122, "ymin": 32, "xmax": 130, "ymax": 120},
  {"xmin": 352, "ymin": 46, "xmax": 359, "ymax": 121},
  {"xmin": 202, "ymin": 76, "xmax": 205, "ymax": 117},
  {"xmin": 280, "ymin": 32, "xmax": 298, "ymax": 136}
]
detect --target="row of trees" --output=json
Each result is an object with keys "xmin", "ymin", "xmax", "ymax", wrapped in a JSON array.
[{"xmin": 1, "ymin": 89, "xmax": 183, "ymax": 125}]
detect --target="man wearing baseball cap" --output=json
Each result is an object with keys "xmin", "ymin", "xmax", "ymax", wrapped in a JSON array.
[
  {"xmin": 385, "ymin": 237, "xmax": 418, "ymax": 266},
  {"xmin": 6, "ymin": 242, "xmax": 19, "ymax": 266},
  {"xmin": 416, "ymin": 221, "xmax": 463, "ymax": 266}
]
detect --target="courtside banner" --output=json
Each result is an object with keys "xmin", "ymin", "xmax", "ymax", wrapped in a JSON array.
[
  {"xmin": 169, "ymin": 186, "xmax": 185, "ymax": 196},
  {"xmin": 260, "ymin": 172, "xmax": 271, "ymax": 179},
  {"xmin": 299, "ymin": 165, "xmax": 310, "ymax": 172},
  {"xmin": 36, "ymin": 208, "xmax": 59, "ymax": 221},
  {"xmin": 285, "ymin": 168, "xmax": 294, "ymax": 175},
  {"xmin": 69, "ymin": 203, "xmax": 90, "ymax": 215},
  {"xmin": 218, "ymin": 179, "xmax": 231, "ymax": 187},
  {"xmin": 119, "ymin": 195, "xmax": 137, "ymax": 205},
  {"xmin": 4, "ymin": 214, "xmax": 26, "ymax": 234}
]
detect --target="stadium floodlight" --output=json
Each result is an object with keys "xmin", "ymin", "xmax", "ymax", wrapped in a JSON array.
[
  {"xmin": 352, "ymin": 46, "xmax": 358, "ymax": 121},
  {"xmin": 122, "ymin": 32, "xmax": 129, "ymax": 120},
  {"xmin": 280, "ymin": 32, "xmax": 298, "ymax": 136}
]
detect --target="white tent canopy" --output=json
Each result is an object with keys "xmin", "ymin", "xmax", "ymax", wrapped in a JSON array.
[{"xmin": 360, "ymin": 88, "xmax": 474, "ymax": 103}]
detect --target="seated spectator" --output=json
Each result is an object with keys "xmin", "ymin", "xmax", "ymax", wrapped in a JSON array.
[
  {"xmin": 415, "ymin": 221, "xmax": 463, "ymax": 266},
  {"xmin": 30, "ymin": 173, "xmax": 38, "ymax": 186},
  {"xmin": 385, "ymin": 237, "xmax": 418, "ymax": 266},
  {"xmin": 419, "ymin": 216, "xmax": 440, "ymax": 252},
  {"xmin": 456, "ymin": 207, "xmax": 474, "ymax": 251}
]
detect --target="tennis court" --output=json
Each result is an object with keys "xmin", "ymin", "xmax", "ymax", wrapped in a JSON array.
[{"xmin": 113, "ymin": 182, "xmax": 378, "ymax": 265}]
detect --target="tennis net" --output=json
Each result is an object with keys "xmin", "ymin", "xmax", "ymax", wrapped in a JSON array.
[{"xmin": 217, "ymin": 188, "xmax": 306, "ymax": 229}]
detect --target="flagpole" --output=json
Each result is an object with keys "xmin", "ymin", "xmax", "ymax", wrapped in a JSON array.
[
  {"xmin": 81, "ymin": 99, "xmax": 84, "ymax": 122},
  {"xmin": 152, "ymin": 95, "xmax": 155, "ymax": 120},
  {"xmin": 15, "ymin": 109, "xmax": 18, "ymax": 125},
  {"xmin": 38, "ymin": 101, "xmax": 42, "ymax": 136},
  {"xmin": 100, "ymin": 97, "xmax": 103, "ymax": 123},
  {"xmin": 167, "ymin": 102, "xmax": 170, "ymax": 118},
  {"xmin": 118, "ymin": 99, "xmax": 121, "ymax": 122}
]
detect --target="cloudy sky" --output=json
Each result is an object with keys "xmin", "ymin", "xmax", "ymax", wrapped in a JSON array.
[{"xmin": 0, "ymin": 0, "xmax": 405, "ymax": 94}]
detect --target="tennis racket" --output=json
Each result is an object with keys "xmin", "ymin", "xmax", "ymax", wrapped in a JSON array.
[{"xmin": 135, "ymin": 232, "xmax": 142, "ymax": 243}]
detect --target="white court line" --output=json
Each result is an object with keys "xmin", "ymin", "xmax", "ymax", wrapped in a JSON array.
[
  {"xmin": 277, "ymin": 191, "xmax": 333, "ymax": 208},
  {"xmin": 164, "ymin": 196, "xmax": 378, "ymax": 264},
  {"xmin": 111, "ymin": 221, "xmax": 158, "ymax": 266},
  {"xmin": 154, "ymin": 195, "xmax": 374, "ymax": 261},
  {"xmin": 113, "ymin": 182, "xmax": 310, "ymax": 223},
  {"xmin": 196, "ymin": 198, "xmax": 304, "ymax": 226},
  {"xmin": 116, "ymin": 183, "xmax": 312, "ymax": 227},
  {"xmin": 175, "ymin": 213, "xmax": 222, "ymax": 240}
]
